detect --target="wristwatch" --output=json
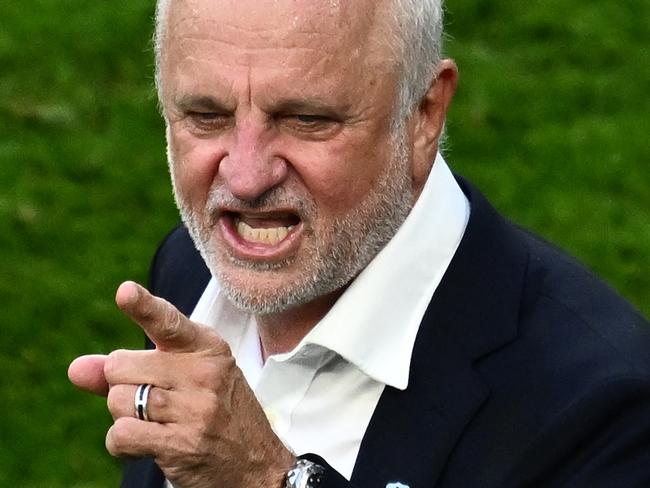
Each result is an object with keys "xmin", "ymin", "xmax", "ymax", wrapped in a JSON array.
[{"xmin": 285, "ymin": 458, "xmax": 326, "ymax": 488}]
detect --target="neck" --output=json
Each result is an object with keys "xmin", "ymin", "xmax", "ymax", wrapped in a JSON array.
[{"xmin": 255, "ymin": 289, "xmax": 344, "ymax": 361}]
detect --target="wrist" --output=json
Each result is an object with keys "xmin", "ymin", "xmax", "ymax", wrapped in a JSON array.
[{"xmin": 269, "ymin": 450, "xmax": 297, "ymax": 488}]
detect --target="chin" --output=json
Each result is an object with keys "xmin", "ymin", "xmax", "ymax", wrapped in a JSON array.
[{"xmin": 219, "ymin": 280, "xmax": 309, "ymax": 315}]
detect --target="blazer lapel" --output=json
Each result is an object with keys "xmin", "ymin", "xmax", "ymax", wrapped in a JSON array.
[{"xmin": 351, "ymin": 179, "xmax": 529, "ymax": 488}]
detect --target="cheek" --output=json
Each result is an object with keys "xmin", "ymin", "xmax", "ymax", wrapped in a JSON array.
[
  {"xmin": 289, "ymin": 141, "xmax": 385, "ymax": 216},
  {"xmin": 169, "ymin": 130, "xmax": 224, "ymax": 206}
]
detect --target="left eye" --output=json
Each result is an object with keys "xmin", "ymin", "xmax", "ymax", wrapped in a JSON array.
[
  {"xmin": 294, "ymin": 114, "xmax": 325, "ymax": 124},
  {"xmin": 192, "ymin": 112, "xmax": 222, "ymax": 121},
  {"xmin": 277, "ymin": 113, "xmax": 341, "ymax": 139}
]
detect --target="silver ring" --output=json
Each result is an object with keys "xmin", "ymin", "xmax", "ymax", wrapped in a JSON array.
[{"xmin": 134, "ymin": 384, "xmax": 152, "ymax": 421}]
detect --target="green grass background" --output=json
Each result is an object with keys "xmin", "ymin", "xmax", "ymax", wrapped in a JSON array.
[{"xmin": 1, "ymin": 0, "xmax": 647, "ymax": 486}]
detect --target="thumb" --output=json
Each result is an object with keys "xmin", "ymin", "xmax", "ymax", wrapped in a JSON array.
[{"xmin": 68, "ymin": 354, "xmax": 109, "ymax": 396}]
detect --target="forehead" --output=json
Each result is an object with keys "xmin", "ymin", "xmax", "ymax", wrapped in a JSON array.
[
  {"xmin": 168, "ymin": 0, "xmax": 361, "ymax": 34},
  {"xmin": 161, "ymin": 0, "xmax": 394, "ymax": 89}
]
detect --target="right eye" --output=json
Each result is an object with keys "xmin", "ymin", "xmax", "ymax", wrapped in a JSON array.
[{"xmin": 186, "ymin": 112, "xmax": 231, "ymax": 131}]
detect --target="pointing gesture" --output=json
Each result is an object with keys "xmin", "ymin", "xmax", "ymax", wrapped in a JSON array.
[
  {"xmin": 114, "ymin": 281, "xmax": 222, "ymax": 353},
  {"xmin": 68, "ymin": 281, "xmax": 225, "ymax": 393},
  {"xmin": 68, "ymin": 281, "xmax": 294, "ymax": 488}
]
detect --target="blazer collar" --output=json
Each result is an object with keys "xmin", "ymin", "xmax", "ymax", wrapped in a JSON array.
[{"xmin": 351, "ymin": 177, "xmax": 530, "ymax": 487}]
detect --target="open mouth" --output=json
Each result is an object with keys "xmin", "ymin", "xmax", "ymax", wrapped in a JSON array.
[{"xmin": 224, "ymin": 211, "xmax": 301, "ymax": 247}]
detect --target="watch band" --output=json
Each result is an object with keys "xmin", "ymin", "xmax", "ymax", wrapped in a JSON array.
[{"xmin": 285, "ymin": 458, "xmax": 326, "ymax": 488}]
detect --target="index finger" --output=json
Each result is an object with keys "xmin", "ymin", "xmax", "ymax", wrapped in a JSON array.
[{"xmin": 115, "ymin": 281, "xmax": 214, "ymax": 352}]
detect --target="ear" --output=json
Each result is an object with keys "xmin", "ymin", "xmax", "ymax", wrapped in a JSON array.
[{"xmin": 410, "ymin": 59, "xmax": 458, "ymax": 191}]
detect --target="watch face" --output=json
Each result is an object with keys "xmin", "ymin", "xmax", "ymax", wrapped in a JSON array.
[{"xmin": 286, "ymin": 459, "xmax": 325, "ymax": 488}]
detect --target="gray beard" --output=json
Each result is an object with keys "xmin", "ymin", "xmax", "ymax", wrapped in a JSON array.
[{"xmin": 171, "ymin": 128, "xmax": 414, "ymax": 315}]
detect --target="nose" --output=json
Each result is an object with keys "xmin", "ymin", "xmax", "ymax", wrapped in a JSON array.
[{"xmin": 218, "ymin": 121, "xmax": 288, "ymax": 201}]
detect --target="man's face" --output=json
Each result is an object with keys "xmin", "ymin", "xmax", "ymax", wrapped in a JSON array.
[{"xmin": 160, "ymin": 0, "xmax": 419, "ymax": 313}]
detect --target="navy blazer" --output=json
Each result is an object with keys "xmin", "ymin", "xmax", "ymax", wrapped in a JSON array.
[{"xmin": 122, "ymin": 179, "xmax": 650, "ymax": 488}]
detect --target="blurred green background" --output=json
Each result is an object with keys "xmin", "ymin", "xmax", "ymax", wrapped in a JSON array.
[{"xmin": 1, "ymin": 0, "xmax": 647, "ymax": 486}]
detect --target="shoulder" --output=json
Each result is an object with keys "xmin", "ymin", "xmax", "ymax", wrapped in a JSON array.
[
  {"xmin": 499, "ymin": 240, "xmax": 650, "ymax": 485},
  {"xmin": 444, "ymin": 180, "xmax": 650, "ymax": 485},
  {"xmin": 459, "ymin": 173, "xmax": 650, "ymax": 376},
  {"xmin": 517, "ymin": 227, "xmax": 650, "ymax": 376},
  {"xmin": 458, "ymin": 175, "xmax": 649, "ymax": 375},
  {"xmin": 478, "ymin": 208, "xmax": 650, "ymax": 403}
]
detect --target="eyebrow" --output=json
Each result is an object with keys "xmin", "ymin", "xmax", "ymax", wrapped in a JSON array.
[
  {"xmin": 173, "ymin": 94, "xmax": 350, "ymax": 118},
  {"xmin": 271, "ymin": 97, "xmax": 351, "ymax": 120},
  {"xmin": 271, "ymin": 98, "xmax": 351, "ymax": 118},
  {"xmin": 174, "ymin": 95, "xmax": 230, "ymax": 112}
]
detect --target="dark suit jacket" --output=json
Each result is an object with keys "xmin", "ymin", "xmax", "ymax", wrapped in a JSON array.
[{"xmin": 122, "ymin": 179, "xmax": 650, "ymax": 488}]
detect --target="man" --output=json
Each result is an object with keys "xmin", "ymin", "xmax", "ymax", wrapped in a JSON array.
[{"xmin": 68, "ymin": 0, "xmax": 650, "ymax": 487}]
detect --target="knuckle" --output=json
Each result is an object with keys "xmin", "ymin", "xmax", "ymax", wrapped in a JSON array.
[
  {"xmin": 112, "ymin": 418, "xmax": 131, "ymax": 442},
  {"xmin": 106, "ymin": 387, "xmax": 121, "ymax": 416},
  {"xmin": 161, "ymin": 306, "xmax": 183, "ymax": 342},
  {"xmin": 147, "ymin": 387, "xmax": 167, "ymax": 412},
  {"xmin": 106, "ymin": 418, "xmax": 130, "ymax": 456},
  {"xmin": 192, "ymin": 361, "xmax": 220, "ymax": 389},
  {"xmin": 198, "ymin": 401, "xmax": 221, "ymax": 429},
  {"xmin": 218, "ymin": 354, "xmax": 238, "ymax": 379},
  {"xmin": 135, "ymin": 292, "xmax": 157, "ymax": 320},
  {"xmin": 211, "ymin": 335, "xmax": 232, "ymax": 356},
  {"xmin": 104, "ymin": 349, "xmax": 126, "ymax": 380},
  {"xmin": 105, "ymin": 431, "xmax": 118, "ymax": 456}
]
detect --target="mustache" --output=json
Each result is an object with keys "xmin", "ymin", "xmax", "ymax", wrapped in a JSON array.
[{"xmin": 205, "ymin": 185, "xmax": 316, "ymax": 217}]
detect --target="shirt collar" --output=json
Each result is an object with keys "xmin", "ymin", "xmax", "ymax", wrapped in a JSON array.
[
  {"xmin": 191, "ymin": 154, "xmax": 469, "ymax": 390},
  {"xmin": 302, "ymin": 154, "xmax": 469, "ymax": 389}
]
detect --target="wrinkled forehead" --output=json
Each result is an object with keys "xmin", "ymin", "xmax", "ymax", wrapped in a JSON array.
[{"xmin": 161, "ymin": 0, "xmax": 392, "ymax": 67}]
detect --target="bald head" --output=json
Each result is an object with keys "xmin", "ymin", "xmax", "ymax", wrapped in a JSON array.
[{"xmin": 153, "ymin": 0, "xmax": 445, "ymax": 123}]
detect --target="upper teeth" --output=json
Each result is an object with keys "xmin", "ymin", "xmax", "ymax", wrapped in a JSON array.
[{"xmin": 235, "ymin": 219, "xmax": 294, "ymax": 245}]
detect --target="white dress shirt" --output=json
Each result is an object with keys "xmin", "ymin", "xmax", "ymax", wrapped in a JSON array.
[{"xmin": 165, "ymin": 154, "xmax": 469, "ymax": 486}]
